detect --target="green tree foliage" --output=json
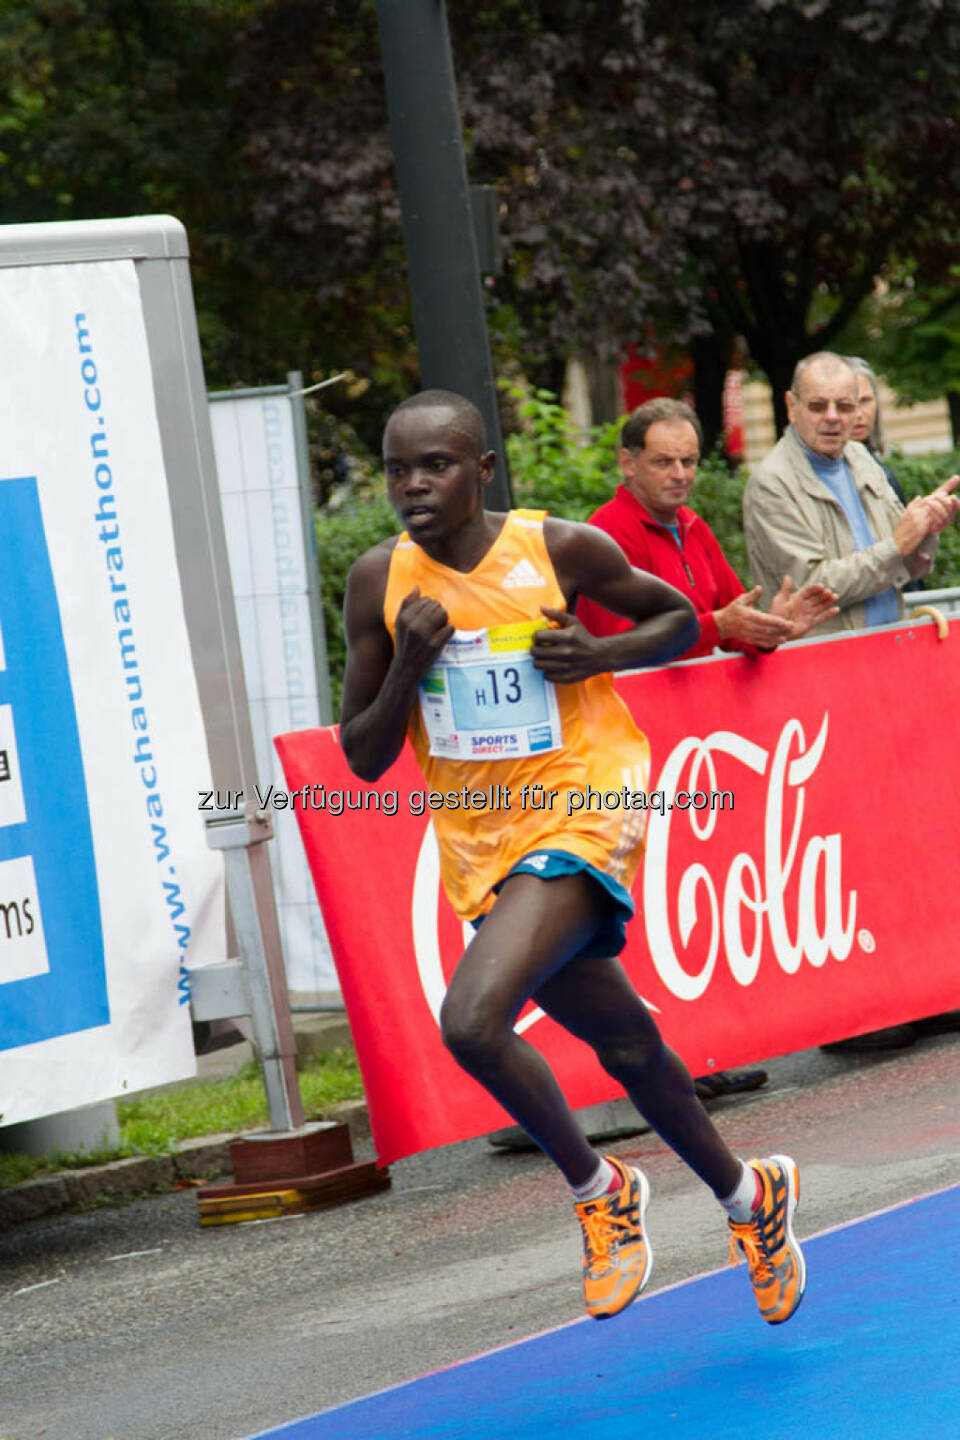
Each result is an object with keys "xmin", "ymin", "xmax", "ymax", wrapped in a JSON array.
[
  {"xmin": 316, "ymin": 495, "xmax": 398, "ymax": 711},
  {"xmin": 230, "ymin": 0, "xmax": 418, "ymax": 411},
  {"xmin": 886, "ymin": 449, "xmax": 960, "ymax": 589},
  {"xmin": 853, "ymin": 279, "xmax": 960, "ymax": 445},
  {"xmin": 228, "ymin": 0, "xmax": 960, "ymax": 434},
  {"xmin": 0, "ymin": 0, "xmax": 263, "ymax": 379},
  {"xmin": 0, "ymin": 0, "xmax": 404, "ymax": 404},
  {"xmin": 4, "ymin": 1, "xmax": 960, "ymax": 440},
  {"xmin": 459, "ymin": 1, "xmax": 960, "ymax": 428},
  {"xmin": 874, "ymin": 287, "xmax": 960, "ymax": 404}
]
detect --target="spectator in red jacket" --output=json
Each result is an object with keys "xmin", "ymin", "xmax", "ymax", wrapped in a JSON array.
[
  {"xmin": 578, "ymin": 397, "xmax": 837, "ymax": 1104},
  {"xmin": 577, "ymin": 398, "xmax": 837, "ymax": 656}
]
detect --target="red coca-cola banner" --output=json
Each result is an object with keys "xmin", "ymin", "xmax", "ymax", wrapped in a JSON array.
[{"xmin": 275, "ymin": 622, "xmax": 960, "ymax": 1165}]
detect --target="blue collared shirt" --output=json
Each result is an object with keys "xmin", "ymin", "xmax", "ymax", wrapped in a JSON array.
[{"xmin": 798, "ymin": 434, "xmax": 900, "ymax": 626}]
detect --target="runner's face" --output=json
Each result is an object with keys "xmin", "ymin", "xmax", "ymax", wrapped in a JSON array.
[
  {"xmin": 383, "ymin": 408, "xmax": 493, "ymax": 543},
  {"xmin": 619, "ymin": 420, "xmax": 700, "ymax": 524}
]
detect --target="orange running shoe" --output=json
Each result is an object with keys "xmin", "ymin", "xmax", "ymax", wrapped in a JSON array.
[
  {"xmin": 575, "ymin": 1156, "xmax": 652, "ymax": 1320},
  {"xmin": 728, "ymin": 1155, "xmax": 806, "ymax": 1324}
]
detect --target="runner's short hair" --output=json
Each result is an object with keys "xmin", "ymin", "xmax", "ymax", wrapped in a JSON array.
[{"xmin": 387, "ymin": 390, "xmax": 487, "ymax": 452}]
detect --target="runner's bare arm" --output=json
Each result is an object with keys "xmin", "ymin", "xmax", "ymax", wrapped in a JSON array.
[
  {"xmin": 535, "ymin": 518, "xmax": 699, "ymax": 681},
  {"xmin": 340, "ymin": 545, "xmax": 453, "ymax": 782}
]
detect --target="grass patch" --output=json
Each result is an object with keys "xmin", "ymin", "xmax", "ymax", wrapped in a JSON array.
[{"xmin": 0, "ymin": 1047, "xmax": 364, "ymax": 1190}]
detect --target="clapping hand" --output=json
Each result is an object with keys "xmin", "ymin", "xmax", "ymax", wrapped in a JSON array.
[
  {"xmin": 770, "ymin": 577, "xmax": 839, "ymax": 640},
  {"xmin": 715, "ymin": 587, "xmax": 793, "ymax": 648}
]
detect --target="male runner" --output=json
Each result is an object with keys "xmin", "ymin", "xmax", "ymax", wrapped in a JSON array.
[{"xmin": 340, "ymin": 389, "xmax": 805, "ymax": 1324}]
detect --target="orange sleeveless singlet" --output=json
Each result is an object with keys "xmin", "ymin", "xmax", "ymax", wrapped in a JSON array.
[{"xmin": 383, "ymin": 510, "xmax": 651, "ymax": 920}]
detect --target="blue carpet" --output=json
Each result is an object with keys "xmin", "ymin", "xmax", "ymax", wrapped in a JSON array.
[{"xmin": 248, "ymin": 1185, "xmax": 960, "ymax": 1440}]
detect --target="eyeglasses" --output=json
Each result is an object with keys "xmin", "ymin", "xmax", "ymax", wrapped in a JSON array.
[{"xmin": 800, "ymin": 399, "xmax": 856, "ymax": 416}]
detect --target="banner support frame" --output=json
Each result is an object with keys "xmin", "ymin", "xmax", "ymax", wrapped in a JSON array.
[{"xmin": 0, "ymin": 214, "xmax": 304, "ymax": 1137}]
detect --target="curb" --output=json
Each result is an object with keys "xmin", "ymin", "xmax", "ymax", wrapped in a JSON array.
[{"xmin": 0, "ymin": 1102, "xmax": 372, "ymax": 1228}]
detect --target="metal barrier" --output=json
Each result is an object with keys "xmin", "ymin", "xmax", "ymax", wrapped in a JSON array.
[{"xmin": 906, "ymin": 586, "xmax": 960, "ymax": 619}]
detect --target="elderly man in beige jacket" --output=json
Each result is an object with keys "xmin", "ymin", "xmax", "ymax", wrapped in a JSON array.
[
  {"xmin": 744, "ymin": 350, "xmax": 960, "ymax": 1053},
  {"xmin": 743, "ymin": 352, "xmax": 958, "ymax": 632}
]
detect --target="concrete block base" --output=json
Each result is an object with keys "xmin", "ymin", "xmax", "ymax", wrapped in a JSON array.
[
  {"xmin": 0, "ymin": 1101, "xmax": 121, "ymax": 1159},
  {"xmin": 195, "ymin": 1120, "xmax": 389, "ymax": 1225}
]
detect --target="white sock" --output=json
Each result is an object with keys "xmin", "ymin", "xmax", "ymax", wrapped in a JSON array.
[
  {"xmin": 571, "ymin": 1158, "xmax": 618, "ymax": 1203},
  {"xmin": 718, "ymin": 1162, "xmax": 761, "ymax": 1222}
]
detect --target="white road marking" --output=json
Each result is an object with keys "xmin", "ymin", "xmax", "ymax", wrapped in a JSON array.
[{"xmin": 14, "ymin": 1277, "xmax": 62, "ymax": 1296}]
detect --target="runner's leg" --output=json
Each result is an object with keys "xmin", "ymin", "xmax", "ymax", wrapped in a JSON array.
[
  {"xmin": 534, "ymin": 954, "xmax": 741, "ymax": 1198},
  {"xmin": 440, "ymin": 871, "xmax": 607, "ymax": 1187}
]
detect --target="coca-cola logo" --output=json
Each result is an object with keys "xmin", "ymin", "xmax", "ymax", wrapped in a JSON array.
[
  {"xmin": 410, "ymin": 712, "xmax": 864, "ymax": 1025},
  {"xmin": 644, "ymin": 713, "xmax": 862, "ymax": 1000},
  {"xmin": 411, "ymin": 825, "xmax": 547, "ymax": 1033}
]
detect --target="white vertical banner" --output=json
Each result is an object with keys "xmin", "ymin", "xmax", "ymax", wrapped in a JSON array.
[
  {"xmin": 0, "ymin": 259, "xmax": 225, "ymax": 1126},
  {"xmin": 208, "ymin": 392, "xmax": 338, "ymax": 1000}
]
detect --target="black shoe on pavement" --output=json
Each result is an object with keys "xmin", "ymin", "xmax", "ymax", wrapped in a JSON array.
[
  {"xmin": 694, "ymin": 1068, "xmax": 768, "ymax": 1102},
  {"xmin": 820, "ymin": 1024, "xmax": 918, "ymax": 1054}
]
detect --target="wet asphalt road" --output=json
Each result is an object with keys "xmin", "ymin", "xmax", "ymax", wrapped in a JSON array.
[{"xmin": 2, "ymin": 1034, "xmax": 959, "ymax": 1440}]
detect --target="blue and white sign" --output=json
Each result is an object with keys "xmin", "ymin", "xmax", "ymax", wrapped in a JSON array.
[
  {"xmin": 0, "ymin": 259, "xmax": 225, "ymax": 1126},
  {"xmin": 0, "ymin": 477, "xmax": 107, "ymax": 1047}
]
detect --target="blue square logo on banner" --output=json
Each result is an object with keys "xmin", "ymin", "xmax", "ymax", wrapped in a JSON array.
[{"xmin": 0, "ymin": 476, "xmax": 109, "ymax": 1050}]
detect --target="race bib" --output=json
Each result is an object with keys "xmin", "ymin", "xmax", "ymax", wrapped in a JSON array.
[{"xmin": 418, "ymin": 620, "xmax": 563, "ymax": 760}]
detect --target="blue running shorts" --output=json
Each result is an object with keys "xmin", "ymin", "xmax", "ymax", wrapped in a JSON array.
[{"xmin": 472, "ymin": 848, "xmax": 635, "ymax": 959}]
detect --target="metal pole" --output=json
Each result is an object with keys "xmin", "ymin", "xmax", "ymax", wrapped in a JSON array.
[
  {"xmin": 137, "ymin": 250, "xmax": 305, "ymax": 1134},
  {"xmin": 205, "ymin": 811, "xmax": 303, "ymax": 1131},
  {"xmin": 287, "ymin": 370, "xmax": 334, "ymax": 725},
  {"xmin": 376, "ymin": 0, "xmax": 512, "ymax": 508}
]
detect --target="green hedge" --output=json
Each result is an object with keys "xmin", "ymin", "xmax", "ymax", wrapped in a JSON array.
[
  {"xmin": 316, "ymin": 406, "xmax": 960, "ymax": 712},
  {"xmin": 882, "ymin": 450, "xmax": 960, "ymax": 590},
  {"xmin": 505, "ymin": 387, "xmax": 622, "ymax": 522},
  {"xmin": 316, "ymin": 495, "xmax": 398, "ymax": 714}
]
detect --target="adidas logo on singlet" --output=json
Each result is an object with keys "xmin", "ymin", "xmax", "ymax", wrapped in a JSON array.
[{"xmin": 502, "ymin": 558, "xmax": 547, "ymax": 589}]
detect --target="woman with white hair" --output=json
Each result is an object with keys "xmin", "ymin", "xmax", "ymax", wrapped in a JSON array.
[{"xmin": 846, "ymin": 356, "xmax": 907, "ymax": 504}]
